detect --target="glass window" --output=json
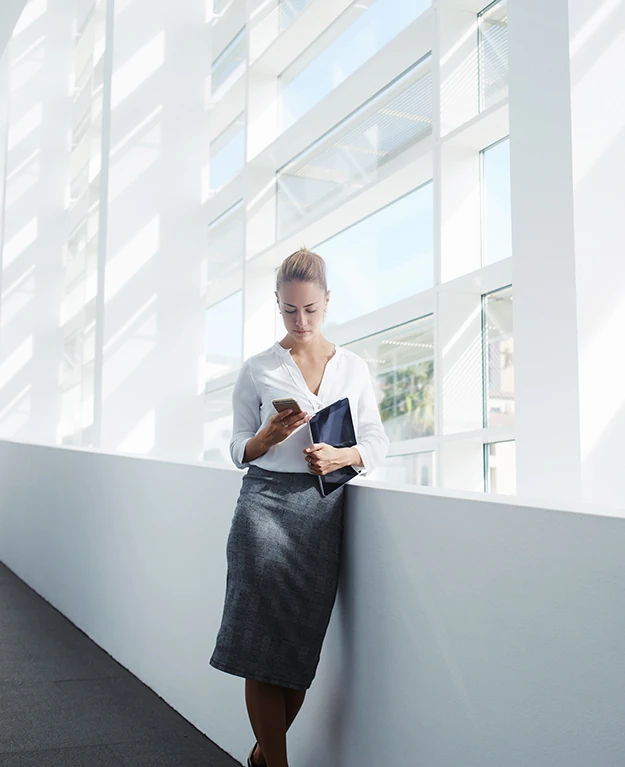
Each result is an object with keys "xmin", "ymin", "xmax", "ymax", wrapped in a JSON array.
[
  {"xmin": 280, "ymin": 0, "xmax": 431, "ymax": 130},
  {"xmin": 277, "ymin": 57, "xmax": 432, "ymax": 237},
  {"xmin": 478, "ymin": 0, "xmax": 508, "ymax": 112},
  {"xmin": 205, "ymin": 201, "xmax": 244, "ymax": 306},
  {"xmin": 213, "ymin": 0, "xmax": 232, "ymax": 16},
  {"xmin": 378, "ymin": 451, "xmax": 434, "ymax": 486},
  {"xmin": 346, "ymin": 315, "xmax": 434, "ymax": 442},
  {"xmin": 210, "ymin": 114, "xmax": 245, "ymax": 191},
  {"xmin": 485, "ymin": 440, "xmax": 515, "ymax": 494},
  {"xmin": 481, "ymin": 136, "xmax": 511, "ymax": 265},
  {"xmin": 211, "ymin": 27, "xmax": 246, "ymax": 98},
  {"xmin": 206, "ymin": 291, "xmax": 243, "ymax": 383},
  {"xmin": 483, "ymin": 286, "xmax": 514, "ymax": 428},
  {"xmin": 279, "ymin": 0, "xmax": 312, "ymax": 32},
  {"xmin": 203, "ymin": 384, "xmax": 234, "ymax": 463},
  {"xmin": 315, "ymin": 184, "xmax": 433, "ymax": 327}
]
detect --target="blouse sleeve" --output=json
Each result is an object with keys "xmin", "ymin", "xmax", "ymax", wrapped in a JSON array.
[
  {"xmin": 229, "ymin": 359, "xmax": 262, "ymax": 469},
  {"xmin": 352, "ymin": 361, "xmax": 390, "ymax": 476}
]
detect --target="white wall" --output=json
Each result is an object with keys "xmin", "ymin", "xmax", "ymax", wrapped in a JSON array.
[
  {"xmin": 508, "ymin": 0, "xmax": 582, "ymax": 505},
  {"xmin": 509, "ymin": 0, "xmax": 625, "ymax": 509},
  {"xmin": 101, "ymin": 0, "xmax": 208, "ymax": 461},
  {"xmin": 0, "ymin": 0, "xmax": 73, "ymax": 445},
  {"xmin": 568, "ymin": 0, "xmax": 625, "ymax": 509},
  {"xmin": 1, "ymin": 439, "xmax": 625, "ymax": 767}
]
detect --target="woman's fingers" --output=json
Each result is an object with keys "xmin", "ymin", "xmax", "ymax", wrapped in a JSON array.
[{"xmin": 286, "ymin": 412, "xmax": 308, "ymax": 429}]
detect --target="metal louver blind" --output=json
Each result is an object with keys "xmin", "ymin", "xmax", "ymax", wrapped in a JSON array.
[
  {"xmin": 279, "ymin": 0, "xmax": 312, "ymax": 32},
  {"xmin": 479, "ymin": 0, "xmax": 508, "ymax": 111},
  {"xmin": 276, "ymin": 55, "xmax": 433, "ymax": 238},
  {"xmin": 211, "ymin": 27, "xmax": 246, "ymax": 95}
]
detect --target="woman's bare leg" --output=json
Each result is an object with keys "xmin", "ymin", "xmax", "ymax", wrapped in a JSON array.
[
  {"xmin": 245, "ymin": 679, "xmax": 288, "ymax": 767},
  {"xmin": 252, "ymin": 687, "xmax": 306, "ymax": 765},
  {"xmin": 284, "ymin": 688, "xmax": 306, "ymax": 730}
]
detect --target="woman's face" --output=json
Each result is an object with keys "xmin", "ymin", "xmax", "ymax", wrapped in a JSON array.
[{"xmin": 276, "ymin": 281, "xmax": 330, "ymax": 342}]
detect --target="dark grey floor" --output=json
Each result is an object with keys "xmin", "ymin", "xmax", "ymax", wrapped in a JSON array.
[{"xmin": 0, "ymin": 562, "xmax": 240, "ymax": 766}]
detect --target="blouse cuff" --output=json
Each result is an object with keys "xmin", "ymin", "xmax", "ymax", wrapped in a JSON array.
[
  {"xmin": 231, "ymin": 436, "xmax": 254, "ymax": 469},
  {"xmin": 353, "ymin": 443, "xmax": 370, "ymax": 475}
]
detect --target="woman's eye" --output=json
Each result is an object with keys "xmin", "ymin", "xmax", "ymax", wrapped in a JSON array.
[
  {"xmin": 306, "ymin": 310, "xmax": 317, "ymax": 314},
  {"xmin": 285, "ymin": 310, "xmax": 296, "ymax": 314}
]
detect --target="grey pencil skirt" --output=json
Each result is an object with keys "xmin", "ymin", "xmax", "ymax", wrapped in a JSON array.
[{"xmin": 209, "ymin": 464, "xmax": 346, "ymax": 690}]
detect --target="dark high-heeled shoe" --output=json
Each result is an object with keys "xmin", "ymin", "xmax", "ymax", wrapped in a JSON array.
[{"xmin": 248, "ymin": 742, "xmax": 266, "ymax": 766}]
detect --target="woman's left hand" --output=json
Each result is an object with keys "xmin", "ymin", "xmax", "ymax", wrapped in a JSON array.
[{"xmin": 303, "ymin": 443, "xmax": 348, "ymax": 475}]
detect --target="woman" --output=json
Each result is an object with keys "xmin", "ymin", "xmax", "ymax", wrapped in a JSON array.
[{"xmin": 210, "ymin": 248, "xmax": 389, "ymax": 767}]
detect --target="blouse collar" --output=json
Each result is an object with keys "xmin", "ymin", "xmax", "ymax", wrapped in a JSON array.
[
  {"xmin": 274, "ymin": 340, "xmax": 341, "ymax": 404},
  {"xmin": 274, "ymin": 340, "xmax": 340, "ymax": 359}
]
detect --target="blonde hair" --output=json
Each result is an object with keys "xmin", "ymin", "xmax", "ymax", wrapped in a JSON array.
[{"xmin": 276, "ymin": 247, "xmax": 327, "ymax": 293}]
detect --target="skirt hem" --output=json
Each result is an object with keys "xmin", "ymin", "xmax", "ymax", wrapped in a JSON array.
[{"xmin": 209, "ymin": 656, "xmax": 311, "ymax": 691}]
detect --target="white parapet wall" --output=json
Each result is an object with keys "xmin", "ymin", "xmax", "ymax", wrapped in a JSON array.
[{"xmin": 1, "ymin": 438, "xmax": 625, "ymax": 767}]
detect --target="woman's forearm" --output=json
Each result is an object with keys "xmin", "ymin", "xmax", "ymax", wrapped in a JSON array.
[
  {"xmin": 243, "ymin": 431, "xmax": 272, "ymax": 463},
  {"xmin": 342, "ymin": 446, "xmax": 363, "ymax": 469},
  {"xmin": 244, "ymin": 437, "xmax": 363, "ymax": 469}
]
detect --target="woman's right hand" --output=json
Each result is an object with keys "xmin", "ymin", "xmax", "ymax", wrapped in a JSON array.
[{"xmin": 261, "ymin": 409, "xmax": 311, "ymax": 448}]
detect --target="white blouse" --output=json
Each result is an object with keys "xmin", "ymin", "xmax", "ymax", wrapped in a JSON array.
[{"xmin": 229, "ymin": 341, "xmax": 390, "ymax": 475}]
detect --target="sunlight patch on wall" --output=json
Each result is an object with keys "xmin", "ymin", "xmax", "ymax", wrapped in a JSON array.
[
  {"xmin": 102, "ymin": 296, "xmax": 157, "ymax": 399},
  {"xmin": 7, "ymin": 103, "xmax": 42, "ymax": 152},
  {"xmin": 0, "ymin": 385, "xmax": 31, "ymax": 437},
  {"xmin": 13, "ymin": 0, "xmax": 47, "ymax": 37},
  {"xmin": 111, "ymin": 31, "xmax": 165, "ymax": 110},
  {"xmin": 0, "ymin": 266, "xmax": 34, "ymax": 327},
  {"xmin": 108, "ymin": 118, "xmax": 161, "ymax": 201},
  {"xmin": 0, "ymin": 336, "xmax": 33, "ymax": 389},
  {"xmin": 105, "ymin": 216, "xmax": 159, "ymax": 301},
  {"xmin": 2, "ymin": 217, "xmax": 37, "ymax": 267},
  {"xmin": 116, "ymin": 409, "xmax": 155, "ymax": 454},
  {"xmin": 579, "ymin": 296, "xmax": 625, "ymax": 460}
]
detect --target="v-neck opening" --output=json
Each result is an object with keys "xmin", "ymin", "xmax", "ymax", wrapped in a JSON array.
[{"xmin": 276, "ymin": 341, "xmax": 338, "ymax": 401}]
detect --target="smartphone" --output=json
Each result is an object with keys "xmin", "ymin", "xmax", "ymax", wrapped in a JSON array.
[{"xmin": 272, "ymin": 397, "xmax": 303, "ymax": 414}]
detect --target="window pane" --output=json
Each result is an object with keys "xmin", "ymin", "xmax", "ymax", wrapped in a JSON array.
[
  {"xmin": 211, "ymin": 27, "xmax": 246, "ymax": 97},
  {"xmin": 482, "ymin": 137, "xmax": 511, "ymax": 265},
  {"xmin": 279, "ymin": 0, "xmax": 312, "ymax": 32},
  {"xmin": 478, "ymin": 0, "xmax": 508, "ymax": 111},
  {"xmin": 203, "ymin": 385, "xmax": 234, "ymax": 463},
  {"xmin": 378, "ymin": 451, "xmax": 434, "ymax": 486},
  {"xmin": 205, "ymin": 201, "xmax": 244, "ymax": 306},
  {"xmin": 210, "ymin": 115, "xmax": 245, "ymax": 190},
  {"xmin": 213, "ymin": 0, "xmax": 231, "ymax": 16},
  {"xmin": 485, "ymin": 440, "xmax": 515, "ymax": 494},
  {"xmin": 280, "ymin": 0, "xmax": 431, "ymax": 130},
  {"xmin": 277, "ymin": 57, "xmax": 432, "ymax": 237},
  {"xmin": 484, "ymin": 286, "xmax": 514, "ymax": 427},
  {"xmin": 206, "ymin": 291, "xmax": 243, "ymax": 382},
  {"xmin": 317, "ymin": 184, "xmax": 433, "ymax": 326},
  {"xmin": 346, "ymin": 316, "xmax": 434, "ymax": 442}
]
